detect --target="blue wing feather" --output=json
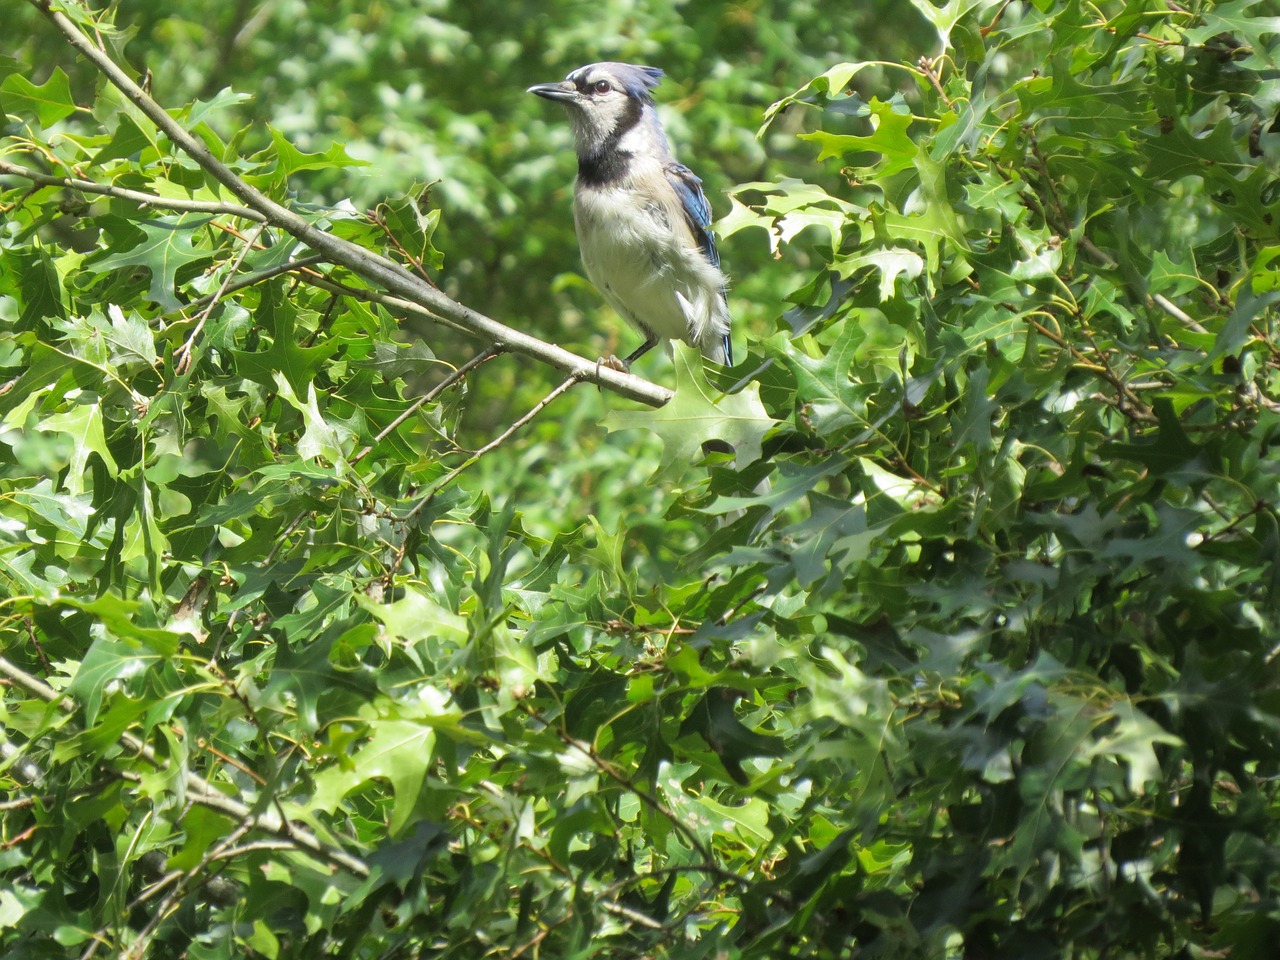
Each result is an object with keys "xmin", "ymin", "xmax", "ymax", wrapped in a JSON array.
[
  {"xmin": 665, "ymin": 162, "xmax": 732, "ymax": 364},
  {"xmin": 664, "ymin": 162, "xmax": 719, "ymax": 267}
]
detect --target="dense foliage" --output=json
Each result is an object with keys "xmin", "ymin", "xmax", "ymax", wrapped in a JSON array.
[{"xmin": 3, "ymin": 0, "xmax": 1280, "ymax": 957}]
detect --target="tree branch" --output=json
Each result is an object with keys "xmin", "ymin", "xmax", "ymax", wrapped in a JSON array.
[
  {"xmin": 399, "ymin": 371, "xmax": 584, "ymax": 526},
  {"xmin": 27, "ymin": 0, "xmax": 672, "ymax": 408},
  {"xmin": 181, "ymin": 253, "xmax": 329, "ymax": 310},
  {"xmin": 351, "ymin": 344, "xmax": 503, "ymax": 465},
  {"xmin": 174, "ymin": 222, "xmax": 265, "ymax": 373},
  {"xmin": 0, "ymin": 158, "xmax": 266, "ymax": 219}
]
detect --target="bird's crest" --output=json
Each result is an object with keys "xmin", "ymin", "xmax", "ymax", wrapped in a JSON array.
[{"xmin": 568, "ymin": 62, "xmax": 664, "ymax": 103}]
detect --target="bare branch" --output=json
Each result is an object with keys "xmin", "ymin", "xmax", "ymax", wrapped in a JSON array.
[
  {"xmin": 1152, "ymin": 292, "xmax": 1210, "ymax": 334},
  {"xmin": 181, "ymin": 254, "xmax": 329, "ymax": 311},
  {"xmin": 174, "ymin": 222, "xmax": 266, "ymax": 373},
  {"xmin": 598, "ymin": 900, "xmax": 665, "ymax": 930},
  {"xmin": 351, "ymin": 344, "xmax": 504, "ymax": 465},
  {"xmin": 401, "ymin": 371, "xmax": 585, "ymax": 523},
  {"xmin": 115, "ymin": 822, "xmax": 255, "ymax": 960},
  {"xmin": 0, "ymin": 158, "xmax": 266, "ymax": 220}
]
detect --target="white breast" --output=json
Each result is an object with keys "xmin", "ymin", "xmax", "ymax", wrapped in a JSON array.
[{"xmin": 573, "ymin": 161, "xmax": 729, "ymax": 358}]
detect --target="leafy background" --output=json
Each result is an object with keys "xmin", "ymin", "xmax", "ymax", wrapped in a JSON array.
[{"xmin": 3, "ymin": 0, "xmax": 1280, "ymax": 957}]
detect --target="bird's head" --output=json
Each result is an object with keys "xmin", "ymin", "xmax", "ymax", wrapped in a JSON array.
[{"xmin": 528, "ymin": 62, "xmax": 665, "ymax": 157}]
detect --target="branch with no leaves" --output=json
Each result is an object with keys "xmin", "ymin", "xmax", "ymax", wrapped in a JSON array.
[
  {"xmin": 26, "ymin": 0, "xmax": 672, "ymax": 408},
  {"xmin": 383, "ymin": 369, "xmax": 586, "ymax": 576},
  {"xmin": 0, "ymin": 158, "xmax": 264, "ymax": 220},
  {"xmin": 174, "ymin": 222, "xmax": 265, "ymax": 373},
  {"xmin": 401, "ymin": 370, "xmax": 585, "ymax": 524},
  {"xmin": 351, "ymin": 344, "xmax": 504, "ymax": 465}
]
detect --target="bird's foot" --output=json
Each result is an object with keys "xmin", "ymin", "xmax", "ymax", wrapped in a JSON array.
[{"xmin": 595, "ymin": 354, "xmax": 630, "ymax": 375}]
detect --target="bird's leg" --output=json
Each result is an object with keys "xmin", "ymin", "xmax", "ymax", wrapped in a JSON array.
[
  {"xmin": 597, "ymin": 334, "xmax": 659, "ymax": 375},
  {"xmin": 619, "ymin": 334, "xmax": 660, "ymax": 369}
]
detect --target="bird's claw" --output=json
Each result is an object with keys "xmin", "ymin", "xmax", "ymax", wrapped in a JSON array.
[{"xmin": 595, "ymin": 354, "xmax": 630, "ymax": 376}]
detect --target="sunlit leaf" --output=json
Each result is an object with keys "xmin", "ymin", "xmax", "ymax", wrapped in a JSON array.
[
  {"xmin": 602, "ymin": 343, "xmax": 777, "ymax": 482},
  {"xmin": 86, "ymin": 214, "xmax": 212, "ymax": 311},
  {"xmin": 1, "ymin": 66, "xmax": 77, "ymax": 125}
]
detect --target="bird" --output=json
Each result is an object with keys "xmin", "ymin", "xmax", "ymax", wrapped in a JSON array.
[{"xmin": 528, "ymin": 62, "xmax": 732, "ymax": 369}]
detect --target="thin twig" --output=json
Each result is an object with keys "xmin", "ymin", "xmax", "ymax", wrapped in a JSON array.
[
  {"xmin": 262, "ymin": 510, "xmax": 311, "ymax": 567},
  {"xmin": 516, "ymin": 702, "xmax": 729, "ymax": 876},
  {"xmin": 0, "ymin": 158, "xmax": 265, "ymax": 220},
  {"xmin": 121, "ymin": 822, "xmax": 255, "ymax": 960},
  {"xmin": 174, "ymin": 222, "xmax": 265, "ymax": 373},
  {"xmin": 0, "ymin": 654, "xmax": 370, "ymax": 879},
  {"xmin": 503, "ymin": 902, "xmax": 584, "ymax": 960},
  {"xmin": 180, "ymin": 253, "xmax": 328, "ymax": 312},
  {"xmin": 1151, "ymin": 293, "xmax": 1209, "ymax": 334},
  {"xmin": 207, "ymin": 839, "xmax": 296, "ymax": 860},
  {"xmin": 598, "ymin": 900, "xmax": 665, "ymax": 930},
  {"xmin": 77, "ymin": 863, "xmax": 186, "ymax": 960},
  {"xmin": 379, "ymin": 371, "xmax": 583, "ymax": 583},
  {"xmin": 1021, "ymin": 314, "xmax": 1153, "ymax": 421},
  {"xmin": 0, "ymin": 738, "xmax": 46, "ymax": 788},
  {"xmin": 918, "ymin": 56, "xmax": 953, "ymax": 109},
  {"xmin": 0, "ymin": 159, "xmax": 471, "ymax": 343},
  {"xmin": 0, "ymin": 656, "xmax": 73, "ymax": 710},
  {"xmin": 350, "ymin": 344, "xmax": 503, "ymax": 465},
  {"xmin": 399, "ymin": 372, "xmax": 584, "ymax": 525},
  {"xmin": 370, "ymin": 201, "xmax": 440, "ymax": 287}
]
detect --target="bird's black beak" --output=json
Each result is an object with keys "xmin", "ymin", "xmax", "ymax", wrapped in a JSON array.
[{"xmin": 527, "ymin": 81, "xmax": 578, "ymax": 103}]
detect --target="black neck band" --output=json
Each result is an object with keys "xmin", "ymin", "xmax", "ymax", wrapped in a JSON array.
[
  {"xmin": 578, "ymin": 149, "xmax": 631, "ymax": 186},
  {"xmin": 576, "ymin": 99, "xmax": 643, "ymax": 187}
]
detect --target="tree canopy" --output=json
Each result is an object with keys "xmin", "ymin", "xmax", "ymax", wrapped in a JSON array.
[{"xmin": 3, "ymin": 1, "xmax": 1280, "ymax": 957}]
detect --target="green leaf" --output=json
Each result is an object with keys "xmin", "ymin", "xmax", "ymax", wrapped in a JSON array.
[
  {"xmin": 35, "ymin": 397, "xmax": 119, "ymax": 496},
  {"xmin": 834, "ymin": 247, "xmax": 923, "ymax": 300},
  {"xmin": 725, "ymin": 180, "xmax": 862, "ymax": 256},
  {"xmin": 779, "ymin": 325, "xmax": 867, "ymax": 438},
  {"xmin": 0, "ymin": 55, "xmax": 24, "ymax": 114},
  {"xmin": 798, "ymin": 96, "xmax": 914, "ymax": 170},
  {"xmin": 168, "ymin": 806, "xmax": 237, "ymax": 872},
  {"xmin": 777, "ymin": 493, "xmax": 875, "ymax": 587},
  {"xmin": 89, "ymin": 113, "xmax": 153, "ymax": 166},
  {"xmin": 601, "ymin": 343, "xmax": 777, "ymax": 483},
  {"xmin": 760, "ymin": 61, "xmax": 878, "ymax": 132},
  {"xmin": 378, "ymin": 188, "xmax": 445, "ymax": 272},
  {"xmin": 65, "ymin": 637, "xmax": 160, "ymax": 725},
  {"xmin": 246, "ymin": 921, "xmax": 280, "ymax": 960},
  {"xmin": 1183, "ymin": 0, "xmax": 1280, "ymax": 68},
  {"xmin": 312, "ymin": 717, "xmax": 434, "ymax": 834},
  {"xmin": 232, "ymin": 293, "xmax": 342, "ymax": 393},
  {"xmin": 679, "ymin": 689, "xmax": 787, "ymax": 783},
  {"xmin": 1090, "ymin": 701, "xmax": 1182, "ymax": 794},
  {"xmin": 264, "ymin": 629, "xmax": 379, "ymax": 732},
  {"xmin": 6, "ymin": 246, "xmax": 67, "ymax": 328},
  {"xmin": 908, "ymin": 0, "xmax": 1004, "ymax": 46},
  {"xmin": 273, "ymin": 372, "xmax": 353, "ymax": 466},
  {"xmin": 357, "ymin": 586, "xmax": 468, "ymax": 645},
  {"xmin": 1101, "ymin": 398, "xmax": 1203, "ymax": 478},
  {"xmin": 1, "ymin": 67, "xmax": 77, "ymax": 125},
  {"xmin": 268, "ymin": 125, "xmax": 370, "ymax": 177},
  {"xmin": 86, "ymin": 214, "xmax": 213, "ymax": 311}
]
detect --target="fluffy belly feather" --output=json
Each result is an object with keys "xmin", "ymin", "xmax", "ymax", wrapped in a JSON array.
[{"xmin": 573, "ymin": 185, "xmax": 728, "ymax": 355}]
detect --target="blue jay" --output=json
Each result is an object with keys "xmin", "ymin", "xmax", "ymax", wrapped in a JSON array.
[{"xmin": 528, "ymin": 62, "xmax": 732, "ymax": 368}]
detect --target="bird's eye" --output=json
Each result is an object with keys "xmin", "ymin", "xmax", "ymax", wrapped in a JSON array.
[{"xmin": 592, "ymin": 80, "xmax": 611, "ymax": 95}]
